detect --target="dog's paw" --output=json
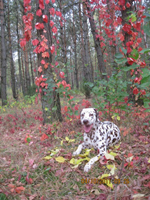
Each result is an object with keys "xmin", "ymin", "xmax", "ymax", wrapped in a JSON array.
[
  {"xmin": 72, "ymin": 151, "xmax": 78, "ymax": 156},
  {"xmin": 84, "ymin": 164, "xmax": 91, "ymax": 172}
]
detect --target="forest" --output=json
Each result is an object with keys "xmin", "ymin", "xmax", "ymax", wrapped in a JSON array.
[{"xmin": 0, "ymin": 0, "xmax": 150, "ymax": 199}]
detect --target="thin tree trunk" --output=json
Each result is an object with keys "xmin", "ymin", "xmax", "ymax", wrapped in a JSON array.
[
  {"xmin": 29, "ymin": 52, "xmax": 34, "ymax": 85},
  {"xmin": 82, "ymin": 2, "xmax": 92, "ymax": 98},
  {"xmin": 59, "ymin": 0, "xmax": 69, "ymax": 83},
  {"xmin": 85, "ymin": 0, "xmax": 107, "ymax": 80},
  {"xmin": 36, "ymin": 1, "xmax": 62, "ymax": 124},
  {"xmin": 15, "ymin": 1, "xmax": 25, "ymax": 95},
  {"xmin": 0, "ymin": 0, "xmax": 7, "ymax": 105},
  {"xmin": 72, "ymin": 9, "xmax": 79, "ymax": 89},
  {"xmin": 24, "ymin": 45, "xmax": 31, "ymax": 92},
  {"xmin": 7, "ymin": 0, "xmax": 17, "ymax": 99},
  {"xmin": 79, "ymin": 2, "xmax": 85, "ymax": 83}
]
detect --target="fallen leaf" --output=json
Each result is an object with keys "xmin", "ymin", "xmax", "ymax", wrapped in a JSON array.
[
  {"xmin": 91, "ymin": 189, "xmax": 100, "ymax": 195},
  {"xmin": 15, "ymin": 186, "xmax": 25, "ymax": 194},
  {"xmin": 105, "ymin": 152, "xmax": 114, "ymax": 160},
  {"xmin": 55, "ymin": 156, "xmax": 66, "ymax": 163},
  {"xmin": 132, "ymin": 193, "xmax": 145, "ymax": 199}
]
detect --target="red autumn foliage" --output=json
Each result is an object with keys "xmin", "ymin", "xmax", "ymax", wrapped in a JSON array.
[
  {"xmin": 42, "ymin": 15, "xmax": 48, "ymax": 23},
  {"xmin": 49, "ymin": 8, "xmax": 55, "ymax": 16},
  {"xmin": 59, "ymin": 72, "xmax": 65, "ymax": 79},
  {"xmin": 133, "ymin": 87, "xmax": 139, "ymax": 95}
]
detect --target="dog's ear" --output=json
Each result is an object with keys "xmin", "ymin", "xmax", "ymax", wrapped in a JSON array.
[{"xmin": 94, "ymin": 108, "xmax": 99, "ymax": 121}]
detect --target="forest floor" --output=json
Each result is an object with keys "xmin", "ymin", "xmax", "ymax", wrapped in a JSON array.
[{"xmin": 0, "ymin": 95, "xmax": 150, "ymax": 200}]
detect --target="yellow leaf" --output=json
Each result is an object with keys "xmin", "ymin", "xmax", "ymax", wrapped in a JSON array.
[
  {"xmin": 110, "ymin": 164, "xmax": 116, "ymax": 175},
  {"xmin": 65, "ymin": 136, "xmax": 69, "ymax": 141},
  {"xmin": 55, "ymin": 156, "xmax": 66, "ymax": 163},
  {"xmin": 61, "ymin": 140, "xmax": 63, "ymax": 146},
  {"xmin": 79, "ymin": 149, "xmax": 91, "ymax": 158},
  {"xmin": 98, "ymin": 174, "xmax": 113, "ymax": 189},
  {"xmin": 148, "ymin": 159, "xmax": 150, "ymax": 163},
  {"xmin": 65, "ymin": 137, "xmax": 75, "ymax": 143},
  {"xmin": 114, "ymin": 144, "xmax": 120, "ymax": 149},
  {"xmin": 50, "ymin": 149, "xmax": 60, "ymax": 156},
  {"xmin": 44, "ymin": 156, "xmax": 52, "ymax": 160},
  {"xmin": 117, "ymin": 116, "xmax": 120, "ymax": 121},
  {"xmin": 70, "ymin": 157, "xmax": 90, "ymax": 166},
  {"xmin": 105, "ymin": 152, "xmax": 114, "ymax": 160},
  {"xmin": 109, "ymin": 151, "xmax": 117, "ymax": 157},
  {"xmin": 69, "ymin": 139, "xmax": 75, "ymax": 143},
  {"xmin": 106, "ymin": 164, "xmax": 116, "ymax": 170}
]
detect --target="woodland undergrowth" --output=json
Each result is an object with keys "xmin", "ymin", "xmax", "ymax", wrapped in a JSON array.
[{"xmin": 0, "ymin": 96, "xmax": 150, "ymax": 200}]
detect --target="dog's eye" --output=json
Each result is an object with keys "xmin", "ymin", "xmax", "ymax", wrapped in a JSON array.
[
  {"xmin": 81, "ymin": 114, "xmax": 84, "ymax": 118},
  {"xmin": 89, "ymin": 114, "xmax": 93, "ymax": 117}
]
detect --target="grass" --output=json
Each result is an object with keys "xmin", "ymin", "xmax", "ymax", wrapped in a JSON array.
[{"xmin": 0, "ymin": 96, "xmax": 150, "ymax": 200}]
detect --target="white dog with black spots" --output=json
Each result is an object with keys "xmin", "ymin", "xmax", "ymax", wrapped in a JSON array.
[{"xmin": 73, "ymin": 108, "xmax": 120, "ymax": 172}]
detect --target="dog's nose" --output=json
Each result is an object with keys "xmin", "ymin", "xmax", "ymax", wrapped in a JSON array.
[{"xmin": 83, "ymin": 120, "xmax": 88, "ymax": 124}]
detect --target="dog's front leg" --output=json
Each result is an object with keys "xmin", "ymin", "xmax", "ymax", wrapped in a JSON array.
[
  {"xmin": 73, "ymin": 143, "xmax": 86, "ymax": 156},
  {"xmin": 84, "ymin": 145, "xmax": 106, "ymax": 172}
]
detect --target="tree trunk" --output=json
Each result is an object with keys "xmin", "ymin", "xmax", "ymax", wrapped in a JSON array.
[
  {"xmin": 82, "ymin": 2, "xmax": 92, "ymax": 98},
  {"xmin": 59, "ymin": 0, "xmax": 69, "ymax": 83},
  {"xmin": 0, "ymin": 0, "xmax": 7, "ymax": 105},
  {"xmin": 36, "ymin": 1, "xmax": 62, "ymax": 124},
  {"xmin": 85, "ymin": 0, "xmax": 107, "ymax": 80},
  {"xmin": 24, "ymin": 45, "xmax": 31, "ymax": 93},
  {"xmin": 29, "ymin": 52, "xmax": 35, "ymax": 85},
  {"xmin": 7, "ymin": 0, "xmax": 18, "ymax": 99},
  {"xmin": 15, "ymin": 1, "xmax": 25, "ymax": 95},
  {"xmin": 79, "ymin": 2, "xmax": 85, "ymax": 83},
  {"xmin": 72, "ymin": 9, "xmax": 79, "ymax": 89}
]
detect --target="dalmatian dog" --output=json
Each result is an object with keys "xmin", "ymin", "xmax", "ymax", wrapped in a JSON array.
[{"xmin": 73, "ymin": 108, "xmax": 120, "ymax": 172}]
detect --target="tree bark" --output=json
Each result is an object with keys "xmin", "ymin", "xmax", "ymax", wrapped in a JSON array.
[
  {"xmin": 7, "ymin": 0, "xmax": 18, "ymax": 99},
  {"xmin": 36, "ymin": 1, "xmax": 62, "ymax": 124},
  {"xmin": 72, "ymin": 8, "xmax": 79, "ymax": 89},
  {"xmin": 29, "ymin": 52, "xmax": 35, "ymax": 85},
  {"xmin": 15, "ymin": 1, "xmax": 25, "ymax": 95},
  {"xmin": 85, "ymin": 0, "xmax": 107, "ymax": 80},
  {"xmin": 0, "ymin": 0, "xmax": 7, "ymax": 105}
]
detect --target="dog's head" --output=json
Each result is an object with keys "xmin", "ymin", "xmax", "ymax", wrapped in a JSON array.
[{"xmin": 80, "ymin": 108, "xmax": 99, "ymax": 133}]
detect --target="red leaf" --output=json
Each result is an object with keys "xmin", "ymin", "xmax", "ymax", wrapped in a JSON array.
[
  {"xmin": 56, "ymin": 11, "xmax": 62, "ymax": 17},
  {"xmin": 36, "ymin": 9, "xmax": 42, "ymax": 16},
  {"xmin": 41, "ymin": 60, "xmax": 45, "ymax": 65},
  {"xmin": 39, "ymin": 0, "xmax": 45, "ymax": 9},
  {"xmin": 51, "ymin": 0, "xmax": 55, "ymax": 3},
  {"xmin": 15, "ymin": 186, "xmax": 25, "ymax": 194},
  {"xmin": 127, "ymin": 57, "xmax": 136, "ymax": 65},
  {"xmin": 42, "ymin": 15, "xmax": 48, "ymax": 23},
  {"xmin": 20, "ymin": 38, "xmax": 26, "ymax": 48},
  {"xmin": 126, "ymin": 2, "xmax": 131, "ymax": 8},
  {"xmin": 137, "ymin": 38, "xmax": 142, "ymax": 43},
  {"xmin": 35, "ymin": 22, "xmax": 44, "ymax": 30},
  {"xmin": 41, "ymin": 133, "xmax": 49, "ymax": 141},
  {"xmin": 59, "ymin": 71, "xmax": 65, "ymax": 78},
  {"xmin": 133, "ymin": 87, "xmax": 139, "ymax": 95},
  {"xmin": 49, "ymin": 8, "xmax": 55, "ymax": 16},
  {"xmin": 144, "ymin": 182, "xmax": 150, "ymax": 188},
  {"xmin": 52, "ymin": 26, "xmax": 57, "ymax": 34},
  {"xmin": 64, "ymin": 106, "xmax": 68, "ymax": 112},
  {"xmin": 50, "ymin": 20, "xmax": 54, "ymax": 27},
  {"xmin": 38, "ymin": 66, "xmax": 43, "ymax": 73},
  {"xmin": 140, "ymin": 90, "xmax": 146, "ymax": 95},
  {"xmin": 50, "ymin": 45, "xmax": 55, "ymax": 54},
  {"xmin": 42, "ymin": 52, "xmax": 50, "ymax": 58},
  {"xmin": 45, "ymin": 0, "xmax": 50, "ymax": 4},
  {"xmin": 32, "ymin": 39, "xmax": 39, "ymax": 46}
]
